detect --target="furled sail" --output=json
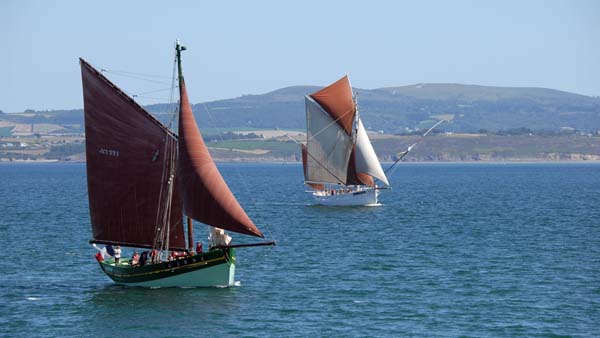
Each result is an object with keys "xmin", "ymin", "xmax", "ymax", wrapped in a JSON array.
[
  {"xmin": 80, "ymin": 59, "xmax": 186, "ymax": 250},
  {"xmin": 176, "ymin": 80, "xmax": 264, "ymax": 238},
  {"xmin": 354, "ymin": 119, "xmax": 389, "ymax": 186},
  {"xmin": 304, "ymin": 96, "xmax": 353, "ymax": 184}
]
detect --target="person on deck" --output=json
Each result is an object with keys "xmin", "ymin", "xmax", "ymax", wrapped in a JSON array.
[
  {"xmin": 196, "ymin": 242, "xmax": 203, "ymax": 254},
  {"xmin": 131, "ymin": 251, "xmax": 140, "ymax": 266},
  {"xmin": 114, "ymin": 245, "xmax": 122, "ymax": 265},
  {"xmin": 150, "ymin": 249, "xmax": 158, "ymax": 264},
  {"xmin": 140, "ymin": 251, "xmax": 148, "ymax": 266},
  {"xmin": 209, "ymin": 227, "xmax": 232, "ymax": 248}
]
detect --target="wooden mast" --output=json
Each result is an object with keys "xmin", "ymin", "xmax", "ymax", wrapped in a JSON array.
[
  {"xmin": 176, "ymin": 40, "xmax": 194, "ymax": 252},
  {"xmin": 187, "ymin": 217, "xmax": 194, "ymax": 252}
]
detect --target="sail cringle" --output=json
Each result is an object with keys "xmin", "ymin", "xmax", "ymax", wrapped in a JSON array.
[
  {"xmin": 304, "ymin": 96, "xmax": 353, "ymax": 184},
  {"xmin": 80, "ymin": 59, "xmax": 186, "ymax": 250},
  {"xmin": 176, "ymin": 80, "xmax": 263, "ymax": 238}
]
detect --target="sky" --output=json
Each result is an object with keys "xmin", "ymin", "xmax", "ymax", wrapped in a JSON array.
[{"xmin": 1, "ymin": 0, "xmax": 599, "ymax": 113}]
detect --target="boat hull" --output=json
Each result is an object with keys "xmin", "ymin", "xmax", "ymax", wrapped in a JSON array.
[
  {"xmin": 312, "ymin": 187, "xmax": 379, "ymax": 206},
  {"xmin": 98, "ymin": 248, "xmax": 236, "ymax": 287}
]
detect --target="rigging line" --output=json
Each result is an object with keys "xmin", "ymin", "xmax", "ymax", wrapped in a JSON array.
[
  {"xmin": 303, "ymin": 145, "xmax": 347, "ymax": 186},
  {"xmin": 384, "ymin": 119, "xmax": 446, "ymax": 175},
  {"xmin": 100, "ymin": 70, "xmax": 172, "ymax": 85},
  {"xmin": 152, "ymin": 52, "xmax": 179, "ymax": 257},
  {"xmin": 100, "ymin": 68, "xmax": 173, "ymax": 79},
  {"xmin": 281, "ymin": 131, "xmax": 302, "ymax": 145},
  {"xmin": 132, "ymin": 95, "xmax": 172, "ymax": 101},
  {"xmin": 166, "ymin": 51, "xmax": 179, "ymax": 130},
  {"xmin": 133, "ymin": 87, "xmax": 178, "ymax": 97},
  {"xmin": 306, "ymin": 104, "xmax": 355, "ymax": 142}
]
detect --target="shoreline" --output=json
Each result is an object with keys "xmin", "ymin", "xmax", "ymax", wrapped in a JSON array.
[{"xmin": 2, "ymin": 159, "xmax": 600, "ymax": 165}]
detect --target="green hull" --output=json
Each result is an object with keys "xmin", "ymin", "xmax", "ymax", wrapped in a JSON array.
[{"xmin": 99, "ymin": 248, "xmax": 236, "ymax": 287}]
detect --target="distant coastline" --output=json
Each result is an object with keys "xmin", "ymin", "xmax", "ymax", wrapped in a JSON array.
[
  {"xmin": 2, "ymin": 131, "xmax": 600, "ymax": 164},
  {"xmin": 2, "ymin": 157, "xmax": 600, "ymax": 165}
]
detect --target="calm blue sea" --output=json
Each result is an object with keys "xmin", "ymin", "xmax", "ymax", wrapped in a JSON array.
[{"xmin": 0, "ymin": 162, "xmax": 599, "ymax": 337}]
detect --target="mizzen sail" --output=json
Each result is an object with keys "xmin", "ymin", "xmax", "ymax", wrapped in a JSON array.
[
  {"xmin": 176, "ymin": 80, "xmax": 264, "ymax": 238},
  {"xmin": 80, "ymin": 59, "xmax": 186, "ymax": 250}
]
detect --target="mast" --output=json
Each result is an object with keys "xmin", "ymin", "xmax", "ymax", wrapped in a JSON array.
[
  {"xmin": 176, "ymin": 40, "xmax": 194, "ymax": 251},
  {"xmin": 175, "ymin": 41, "xmax": 264, "ymax": 238}
]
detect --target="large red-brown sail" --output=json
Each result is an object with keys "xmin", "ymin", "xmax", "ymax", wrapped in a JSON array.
[
  {"xmin": 80, "ymin": 59, "xmax": 186, "ymax": 250},
  {"xmin": 309, "ymin": 76, "xmax": 355, "ymax": 136},
  {"xmin": 177, "ymin": 80, "xmax": 264, "ymax": 238}
]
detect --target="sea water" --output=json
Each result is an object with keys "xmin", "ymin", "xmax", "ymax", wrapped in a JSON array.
[{"xmin": 0, "ymin": 162, "xmax": 598, "ymax": 337}]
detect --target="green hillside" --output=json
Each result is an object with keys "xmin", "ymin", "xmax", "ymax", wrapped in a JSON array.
[{"xmin": 2, "ymin": 83, "xmax": 599, "ymax": 134}]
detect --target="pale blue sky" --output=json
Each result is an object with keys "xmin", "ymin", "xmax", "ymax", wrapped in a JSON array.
[{"xmin": 1, "ymin": 0, "xmax": 598, "ymax": 113}]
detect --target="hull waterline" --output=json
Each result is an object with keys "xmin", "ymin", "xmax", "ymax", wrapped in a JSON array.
[
  {"xmin": 312, "ymin": 187, "xmax": 380, "ymax": 206},
  {"xmin": 98, "ymin": 249, "xmax": 236, "ymax": 288}
]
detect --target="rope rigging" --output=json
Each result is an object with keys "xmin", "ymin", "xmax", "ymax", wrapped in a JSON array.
[{"xmin": 384, "ymin": 119, "xmax": 446, "ymax": 176}]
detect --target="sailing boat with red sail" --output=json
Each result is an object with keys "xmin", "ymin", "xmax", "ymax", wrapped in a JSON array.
[
  {"xmin": 80, "ymin": 41, "xmax": 274, "ymax": 287},
  {"xmin": 302, "ymin": 76, "xmax": 390, "ymax": 206}
]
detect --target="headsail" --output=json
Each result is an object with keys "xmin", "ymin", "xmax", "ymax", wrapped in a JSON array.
[
  {"xmin": 176, "ymin": 79, "xmax": 264, "ymax": 238},
  {"xmin": 80, "ymin": 59, "xmax": 186, "ymax": 250},
  {"xmin": 353, "ymin": 119, "xmax": 389, "ymax": 186}
]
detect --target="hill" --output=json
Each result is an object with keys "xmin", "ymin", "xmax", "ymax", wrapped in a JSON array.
[{"xmin": 2, "ymin": 83, "xmax": 600, "ymax": 135}]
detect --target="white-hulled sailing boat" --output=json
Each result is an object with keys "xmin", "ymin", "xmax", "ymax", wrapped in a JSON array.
[
  {"xmin": 301, "ymin": 76, "xmax": 390, "ymax": 206},
  {"xmin": 80, "ymin": 41, "xmax": 274, "ymax": 287}
]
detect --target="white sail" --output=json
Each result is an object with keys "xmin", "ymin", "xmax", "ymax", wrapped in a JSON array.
[
  {"xmin": 305, "ymin": 95, "xmax": 353, "ymax": 184},
  {"xmin": 355, "ymin": 118, "xmax": 389, "ymax": 186}
]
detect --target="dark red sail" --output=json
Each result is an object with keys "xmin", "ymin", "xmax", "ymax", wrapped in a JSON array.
[
  {"xmin": 80, "ymin": 59, "xmax": 186, "ymax": 250},
  {"xmin": 177, "ymin": 80, "xmax": 264, "ymax": 238},
  {"xmin": 309, "ymin": 75, "xmax": 356, "ymax": 136}
]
